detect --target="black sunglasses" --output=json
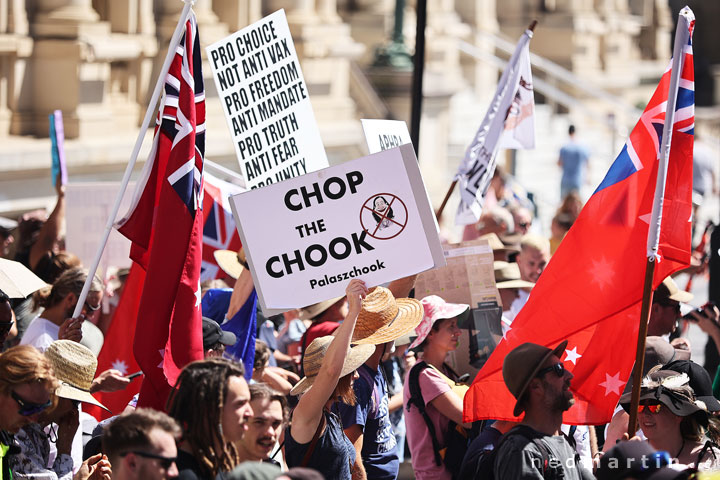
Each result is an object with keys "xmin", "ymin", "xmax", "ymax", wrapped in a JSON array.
[
  {"xmin": 123, "ymin": 451, "xmax": 177, "ymax": 469},
  {"xmin": 537, "ymin": 362, "xmax": 565, "ymax": 378},
  {"xmin": 11, "ymin": 391, "xmax": 52, "ymax": 416}
]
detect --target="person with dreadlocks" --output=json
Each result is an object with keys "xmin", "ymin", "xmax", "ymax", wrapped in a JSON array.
[
  {"xmin": 284, "ymin": 280, "xmax": 375, "ymax": 479},
  {"xmin": 167, "ymin": 357, "xmax": 253, "ymax": 479}
]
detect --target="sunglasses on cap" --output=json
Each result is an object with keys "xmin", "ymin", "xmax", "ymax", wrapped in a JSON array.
[
  {"xmin": 638, "ymin": 403, "xmax": 663, "ymax": 414},
  {"xmin": 537, "ymin": 362, "xmax": 565, "ymax": 378},
  {"xmin": 122, "ymin": 451, "xmax": 177, "ymax": 469},
  {"xmin": 11, "ymin": 391, "xmax": 52, "ymax": 417}
]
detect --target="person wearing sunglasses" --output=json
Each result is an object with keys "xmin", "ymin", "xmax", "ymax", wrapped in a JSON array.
[
  {"xmin": 21, "ymin": 267, "xmax": 104, "ymax": 352},
  {"xmin": 492, "ymin": 341, "xmax": 592, "ymax": 480},
  {"xmin": 620, "ymin": 368, "xmax": 720, "ymax": 471},
  {"xmin": 103, "ymin": 408, "xmax": 182, "ymax": 480},
  {"xmin": 647, "ymin": 277, "xmax": 693, "ymax": 338},
  {"xmin": 0, "ymin": 345, "xmax": 57, "ymax": 479},
  {"xmin": 11, "ymin": 340, "xmax": 112, "ymax": 480}
]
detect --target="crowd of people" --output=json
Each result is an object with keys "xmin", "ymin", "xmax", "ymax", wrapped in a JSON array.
[{"xmin": 0, "ymin": 146, "xmax": 718, "ymax": 480}]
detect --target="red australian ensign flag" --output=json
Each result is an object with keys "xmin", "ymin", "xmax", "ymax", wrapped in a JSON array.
[
  {"xmin": 116, "ymin": 11, "xmax": 205, "ymax": 411},
  {"xmin": 464, "ymin": 15, "xmax": 695, "ymax": 425}
]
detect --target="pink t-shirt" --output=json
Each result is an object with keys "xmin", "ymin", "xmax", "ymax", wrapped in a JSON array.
[{"xmin": 403, "ymin": 367, "xmax": 452, "ymax": 480}]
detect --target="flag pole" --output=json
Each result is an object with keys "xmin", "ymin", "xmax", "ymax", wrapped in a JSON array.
[
  {"xmin": 627, "ymin": 7, "xmax": 693, "ymax": 436},
  {"xmin": 71, "ymin": 0, "xmax": 196, "ymax": 319},
  {"xmin": 434, "ymin": 20, "xmax": 537, "ymax": 223}
]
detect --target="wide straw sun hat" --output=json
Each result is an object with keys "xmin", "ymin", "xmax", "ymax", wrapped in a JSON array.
[
  {"xmin": 290, "ymin": 336, "xmax": 375, "ymax": 396},
  {"xmin": 351, "ymin": 287, "xmax": 423, "ymax": 345},
  {"xmin": 45, "ymin": 340, "xmax": 109, "ymax": 411},
  {"xmin": 214, "ymin": 248, "xmax": 248, "ymax": 280}
]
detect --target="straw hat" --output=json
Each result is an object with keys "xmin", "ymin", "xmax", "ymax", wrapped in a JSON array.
[
  {"xmin": 655, "ymin": 276, "xmax": 693, "ymax": 303},
  {"xmin": 290, "ymin": 336, "xmax": 375, "ymax": 396},
  {"xmin": 299, "ymin": 297, "xmax": 344, "ymax": 321},
  {"xmin": 479, "ymin": 233, "xmax": 520, "ymax": 254},
  {"xmin": 494, "ymin": 262, "xmax": 535, "ymax": 290},
  {"xmin": 351, "ymin": 287, "xmax": 423, "ymax": 345},
  {"xmin": 214, "ymin": 248, "xmax": 247, "ymax": 280},
  {"xmin": 45, "ymin": 340, "xmax": 109, "ymax": 411}
]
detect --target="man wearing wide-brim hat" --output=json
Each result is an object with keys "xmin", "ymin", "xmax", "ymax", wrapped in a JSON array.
[
  {"xmin": 494, "ymin": 261, "xmax": 534, "ymax": 336},
  {"xmin": 493, "ymin": 340, "xmax": 591, "ymax": 479},
  {"xmin": 335, "ymin": 285, "xmax": 423, "ymax": 480}
]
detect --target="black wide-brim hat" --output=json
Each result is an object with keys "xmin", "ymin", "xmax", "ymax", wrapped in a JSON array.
[
  {"xmin": 663, "ymin": 359, "xmax": 720, "ymax": 413},
  {"xmin": 620, "ymin": 371, "xmax": 708, "ymax": 424}
]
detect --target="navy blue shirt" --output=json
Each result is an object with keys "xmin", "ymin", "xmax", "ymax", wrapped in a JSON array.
[
  {"xmin": 337, "ymin": 364, "xmax": 399, "ymax": 480},
  {"xmin": 285, "ymin": 410, "xmax": 355, "ymax": 479}
]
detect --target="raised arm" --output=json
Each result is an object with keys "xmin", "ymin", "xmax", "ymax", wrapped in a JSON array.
[
  {"xmin": 227, "ymin": 267, "xmax": 255, "ymax": 319},
  {"xmin": 291, "ymin": 279, "xmax": 368, "ymax": 443},
  {"xmin": 29, "ymin": 177, "xmax": 65, "ymax": 270}
]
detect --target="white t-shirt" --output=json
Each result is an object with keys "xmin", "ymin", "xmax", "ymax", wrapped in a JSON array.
[
  {"xmin": 20, "ymin": 316, "xmax": 84, "ymax": 473},
  {"xmin": 20, "ymin": 317, "xmax": 60, "ymax": 352},
  {"xmin": 506, "ymin": 289, "xmax": 530, "ymax": 323}
]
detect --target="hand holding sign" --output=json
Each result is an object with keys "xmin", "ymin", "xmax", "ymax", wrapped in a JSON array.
[{"xmin": 346, "ymin": 279, "xmax": 369, "ymax": 316}]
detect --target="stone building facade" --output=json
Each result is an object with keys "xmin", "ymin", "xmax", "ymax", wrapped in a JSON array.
[{"xmin": 0, "ymin": 0, "xmax": 713, "ymax": 218}]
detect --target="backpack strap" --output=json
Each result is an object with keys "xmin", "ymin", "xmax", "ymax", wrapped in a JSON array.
[
  {"xmin": 697, "ymin": 439, "xmax": 720, "ymax": 465},
  {"xmin": 300, "ymin": 411, "xmax": 326, "ymax": 467},
  {"xmin": 406, "ymin": 361, "xmax": 444, "ymax": 467}
]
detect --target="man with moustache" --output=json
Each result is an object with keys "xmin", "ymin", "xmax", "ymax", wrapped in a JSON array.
[
  {"xmin": 493, "ymin": 341, "xmax": 593, "ymax": 479},
  {"xmin": 235, "ymin": 383, "xmax": 287, "ymax": 465}
]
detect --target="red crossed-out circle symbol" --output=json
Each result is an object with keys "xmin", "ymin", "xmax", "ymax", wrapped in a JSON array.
[{"xmin": 359, "ymin": 193, "xmax": 408, "ymax": 240}]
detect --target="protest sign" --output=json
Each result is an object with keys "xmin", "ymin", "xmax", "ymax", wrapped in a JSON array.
[
  {"xmin": 414, "ymin": 239, "xmax": 499, "ymax": 307},
  {"xmin": 49, "ymin": 110, "xmax": 67, "ymax": 188},
  {"xmin": 206, "ymin": 10, "xmax": 328, "ymax": 189},
  {"xmin": 229, "ymin": 144, "xmax": 445, "ymax": 314},
  {"xmin": 66, "ymin": 183, "xmax": 134, "ymax": 272},
  {"xmin": 414, "ymin": 239, "xmax": 500, "ymax": 377},
  {"xmin": 361, "ymin": 119, "xmax": 412, "ymax": 154}
]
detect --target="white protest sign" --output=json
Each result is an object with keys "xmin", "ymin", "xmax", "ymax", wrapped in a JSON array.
[
  {"xmin": 65, "ymin": 182, "xmax": 135, "ymax": 272},
  {"xmin": 230, "ymin": 144, "xmax": 445, "ymax": 315},
  {"xmin": 361, "ymin": 119, "xmax": 412, "ymax": 154},
  {"xmin": 206, "ymin": 9, "xmax": 328, "ymax": 189}
]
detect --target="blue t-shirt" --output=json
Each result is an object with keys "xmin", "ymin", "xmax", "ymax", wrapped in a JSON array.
[
  {"xmin": 559, "ymin": 142, "xmax": 590, "ymax": 191},
  {"xmin": 337, "ymin": 364, "xmax": 399, "ymax": 480}
]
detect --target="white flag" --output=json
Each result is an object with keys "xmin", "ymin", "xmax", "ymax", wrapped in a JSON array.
[
  {"xmin": 498, "ymin": 44, "xmax": 535, "ymax": 150},
  {"xmin": 455, "ymin": 29, "xmax": 535, "ymax": 225}
]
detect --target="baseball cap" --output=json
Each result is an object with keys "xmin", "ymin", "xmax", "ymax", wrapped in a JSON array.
[{"xmin": 202, "ymin": 317, "xmax": 236, "ymax": 350}]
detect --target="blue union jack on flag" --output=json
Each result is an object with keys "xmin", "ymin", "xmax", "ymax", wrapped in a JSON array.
[
  {"xmin": 116, "ymin": 10, "xmax": 206, "ymax": 411},
  {"xmin": 201, "ymin": 172, "xmax": 244, "ymax": 281}
]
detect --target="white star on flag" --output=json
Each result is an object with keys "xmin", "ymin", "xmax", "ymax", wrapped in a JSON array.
[
  {"xmin": 589, "ymin": 256, "xmax": 614, "ymax": 291},
  {"xmin": 599, "ymin": 372, "xmax": 624, "ymax": 396},
  {"xmin": 158, "ymin": 348, "xmax": 166, "ymax": 369},
  {"xmin": 111, "ymin": 359, "xmax": 129, "ymax": 375},
  {"xmin": 194, "ymin": 280, "xmax": 202, "ymax": 308},
  {"xmin": 563, "ymin": 347, "xmax": 582, "ymax": 365},
  {"xmin": 639, "ymin": 213, "xmax": 651, "ymax": 225}
]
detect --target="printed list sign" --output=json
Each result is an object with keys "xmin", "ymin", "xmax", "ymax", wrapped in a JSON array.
[
  {"xmin": 206, "ymin": 9, "xmax": 328, "ymax": 189},
  {"xmin": 229, "ymin": 144, "xmax": 446, "ymax": 315}
]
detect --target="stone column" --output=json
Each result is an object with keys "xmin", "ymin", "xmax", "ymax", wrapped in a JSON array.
[
  {"xmin": 32, "ymin": 0, "xmax": 108, "ymax": 37},
  {"xmin": 213, "ymin": 0, "xmax": 262, "ymax": 32}
]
